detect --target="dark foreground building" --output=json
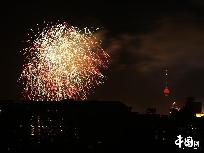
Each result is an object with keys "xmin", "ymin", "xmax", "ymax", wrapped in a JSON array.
[
  {"xmin": 0, "ymin": 100, "xmax": 131, "ymax": 153},
  {"xmin": 0, "ymin": 100, "xmax": 204, "ymax": 153}
]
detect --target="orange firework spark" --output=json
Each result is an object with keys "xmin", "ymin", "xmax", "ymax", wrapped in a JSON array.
[{"xmin": 18, "ymin": 22, "xmax": 110, "ymax": 101}]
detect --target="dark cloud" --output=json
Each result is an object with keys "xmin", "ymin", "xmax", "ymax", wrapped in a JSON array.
[
  {"xmin": 104, "ymin": 12, "xmax": 204, "ymax": 72},
  {"xmin": 191, "ymin": 0, "xmax": 204, "ymax": 7}
]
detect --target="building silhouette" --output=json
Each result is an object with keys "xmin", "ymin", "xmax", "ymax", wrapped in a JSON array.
[{"xmin": 0, "ymin": 100, "xmax": 204, "ymax": 152}]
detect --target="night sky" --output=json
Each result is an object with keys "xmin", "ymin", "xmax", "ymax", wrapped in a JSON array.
[{"xmin": 1, "ymin": 0, "xmax": 204, "ymax": 114}]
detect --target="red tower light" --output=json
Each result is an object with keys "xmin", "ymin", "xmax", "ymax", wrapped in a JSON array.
[{"xmin": 163, "ymin": 87, "xmax": 170, "ymax": 96}]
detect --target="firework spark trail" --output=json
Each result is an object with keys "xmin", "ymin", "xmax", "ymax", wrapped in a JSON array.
[{"xmin": 18, "ymin": 22, "xmax": 109, "ymax": 101}]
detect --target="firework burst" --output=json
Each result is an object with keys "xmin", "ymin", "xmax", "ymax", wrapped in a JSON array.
[{"xmin": 18, "ymin": 22, "xmax": 109, "ymax": 101}]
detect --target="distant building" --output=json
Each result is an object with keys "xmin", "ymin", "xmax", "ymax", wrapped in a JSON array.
[
  {"xmin": 146, "ymin": 107, "xmax": 156, "ymax": 114},
  {"xmin": 185, "ymin": 101, "xmax": 202, "ymax": 114}
]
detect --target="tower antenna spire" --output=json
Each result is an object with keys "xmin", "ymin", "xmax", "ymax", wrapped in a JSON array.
[{"xmin": 165, "ymin": 68, "xmax": 168, "ymax": 87}]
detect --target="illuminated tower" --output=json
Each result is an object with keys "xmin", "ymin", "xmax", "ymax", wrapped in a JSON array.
[{"xmin": 163, "ymin": 68, "xmax": 170, "ymax": 96}]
